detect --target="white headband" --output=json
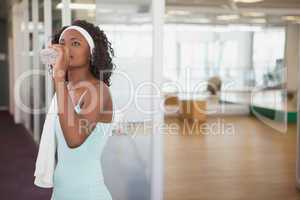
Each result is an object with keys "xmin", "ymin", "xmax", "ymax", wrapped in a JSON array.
[{"xmin": 59, "ymin": 25, "xmax": 95, "ymax": 55}]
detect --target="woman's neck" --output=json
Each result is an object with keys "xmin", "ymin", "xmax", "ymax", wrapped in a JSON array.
[{"xmin": 67, "ymin": 66, "xmax": 94, "ymax": 89}]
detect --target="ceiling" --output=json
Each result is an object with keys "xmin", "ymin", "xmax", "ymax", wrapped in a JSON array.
[
  {"xmin": 72, "ymin": 0, "xmax": 300, "ymax": 25},
  {"xmin": 2, "ymin": 0, "xmax": 299, "ymax": 25},
  {"xmin": 166, "ymin": 0, "xmax": 300, "ymax": 9},
  {"xmin": 165, "ymin": 0, "xmax": 300, "ymax": 25}
]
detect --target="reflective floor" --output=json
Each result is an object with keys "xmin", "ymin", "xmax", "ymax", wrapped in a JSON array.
[{"xmin": 164, "ymin": 116, "xmax": 300, "ymax": 200}]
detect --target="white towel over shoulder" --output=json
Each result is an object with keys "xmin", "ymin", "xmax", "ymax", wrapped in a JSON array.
[{"xmin": 33, "ymin": 93, "xmax": 57, "ymax": 188}]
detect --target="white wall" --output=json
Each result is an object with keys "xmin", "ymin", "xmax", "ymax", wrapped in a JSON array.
[
  {"xmin": 110, "ymin": 57, "xmax": 153, "ymax": 122},
  {"xmin": 285, "ymin": 23, "xmax": 299, "ymax": 92}
]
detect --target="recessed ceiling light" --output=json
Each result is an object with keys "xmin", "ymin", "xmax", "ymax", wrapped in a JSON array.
[
  {"xmin": 196, "ymin": 18, "xmax": 211, "ymax": 23},
  {"xmin": 242, "ymin": 12, "xmax": 265, "ymax": 17},
  {"xmin": 188, "ymin": 18, "xmax": 211, "ymax": 23},
  {"xmin": 167, "ymin": 10, "xmax": 191, "ymax": 15},
  {"xmin": 233, "ymin": 0, "xmax": 264, "ymax": 3},
  {"xmin": 217, "ymin": 14, "xmax": 240, "ymax": 21},
  {"xmin": 96, "ymin": 9, "xmax": 114, "ymax": 14},
  {"xmin": 56, "ymin": 3, "xmax": 96, "ymax": 10},
  {"xmin": 250, "ymin": 18, "xmax": 266, "ymax": 23},
  {"xmin": 282, "ymin": 16, "xmax": 300, "ymax": 21}
]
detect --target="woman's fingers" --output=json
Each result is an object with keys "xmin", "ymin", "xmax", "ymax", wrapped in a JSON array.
[
  {"xmin": 62, "ymin": 45, "xmax": 69, "ymax": 56},
  {"xmin": 48, "ymin": 47, "xmax": 61, "ymax": 57},
  {"xmin": 49, "ymin": 45, "xmax": 63, "ymax": 53},
  {"xmin": 50, "ymin": 44, "xmax": 63, "ymax": 48},
  {"xmin": 50, "ymin": 45, "xmax": 70, "ymax": 59},
  {"xmin": 49, "ymin": 44, "xmax": 64, "ymax": 54}
]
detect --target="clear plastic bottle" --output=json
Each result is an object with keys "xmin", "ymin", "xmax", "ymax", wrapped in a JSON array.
[
  {"xmin": 40, "ymin": 48, "xmax": 59, "ymax": 77},
  {"xmin": 40, "ymin": 48, "xmax": 59, "ymax": 65}
]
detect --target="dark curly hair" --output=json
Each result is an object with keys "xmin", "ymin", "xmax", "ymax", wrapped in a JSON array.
[{"xmin": 52, "ymin": 20, "xmax": 115, "ymax": 87}]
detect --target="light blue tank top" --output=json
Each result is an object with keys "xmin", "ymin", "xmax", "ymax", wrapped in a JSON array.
[{"xmin": 51, "ymin": 90, "xmax": 114, "ymax": 200}]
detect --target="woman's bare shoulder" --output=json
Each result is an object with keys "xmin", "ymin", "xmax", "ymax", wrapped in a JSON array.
[{"xmin": 83, "ymin": 80, "xmax": 113, "ymax": 122}]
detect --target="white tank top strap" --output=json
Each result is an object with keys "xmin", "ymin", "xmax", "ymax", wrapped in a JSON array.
[
  {"xmin": 75, "ymin": 89, "xmax": 88, "ymax": 109},
  {"xmin": 111, "ymin": 97, "xmax": 115, "ymax": 124}
]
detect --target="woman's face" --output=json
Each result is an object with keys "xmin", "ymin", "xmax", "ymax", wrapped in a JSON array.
[{"xmin": 59, "ymin": 29, "xmax": 90, "ymax": 68}]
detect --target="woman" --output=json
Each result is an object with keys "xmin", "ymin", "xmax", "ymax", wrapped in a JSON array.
[{"xmin": 49, "ymin": 20, "xmax": 115, "ymax": 200}]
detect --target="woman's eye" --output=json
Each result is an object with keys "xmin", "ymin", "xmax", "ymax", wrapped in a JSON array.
[{"xmin": 72, "ymin": 41, "xmax": 80, "ymax": 46}]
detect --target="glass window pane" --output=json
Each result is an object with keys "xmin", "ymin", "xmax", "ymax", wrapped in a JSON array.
[
  {"xmin": 52, "ymin": 0, "xmax": 62, "ymax": 34},
  {"xmin": 70, "ymin": 1, "xmax": 153, "ymax": 199}
]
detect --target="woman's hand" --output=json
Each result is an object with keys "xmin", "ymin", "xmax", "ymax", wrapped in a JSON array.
[{"xmin": 49, "ymin": 44, "xmax": 70, "ymax": 81}]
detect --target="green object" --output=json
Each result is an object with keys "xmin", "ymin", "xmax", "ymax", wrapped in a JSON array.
[{"xmin": 250, "ymin": 105, "xmax": 297, "ymax": 123}]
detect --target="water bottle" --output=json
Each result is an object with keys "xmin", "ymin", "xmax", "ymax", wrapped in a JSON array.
[
  {"xmin": 40, "ymin": 48, "xmax": 59, "ymax": 65},
  {"xmin": 40, "ymin": 48, "xmax": 59, "ymax": 77}
]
